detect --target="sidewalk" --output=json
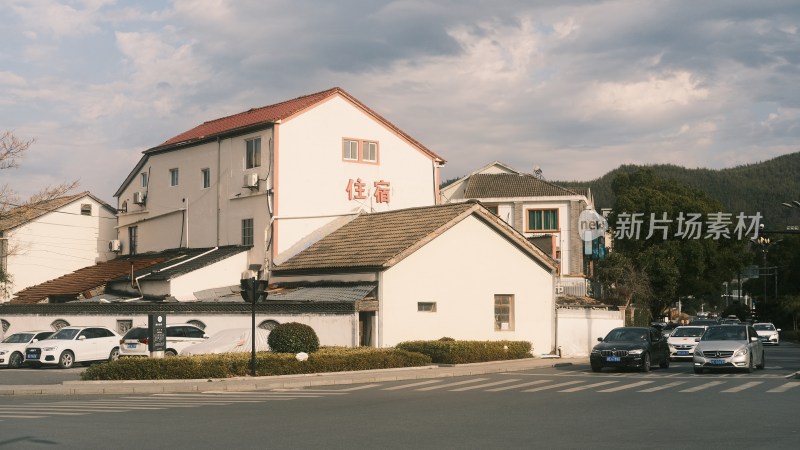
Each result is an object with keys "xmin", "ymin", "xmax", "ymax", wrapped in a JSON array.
[{"xmin": 0, "ymin": 357, "xmax": 587, "ymax": 396}]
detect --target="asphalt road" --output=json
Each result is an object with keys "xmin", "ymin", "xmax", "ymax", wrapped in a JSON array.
[{"xmin": 1, "ymin": 343, "xmax": 798, "ymax": 449}]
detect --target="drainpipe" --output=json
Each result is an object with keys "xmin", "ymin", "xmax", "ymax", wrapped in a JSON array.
[{"xmin": 216, "ymin": 136, "xmax": 221, "ymax": 247}]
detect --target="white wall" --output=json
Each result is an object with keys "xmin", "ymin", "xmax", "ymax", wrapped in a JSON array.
[
  {"xmin": 380, "ymin": 215, "xmax": 554, "ymax": 351},
  {"xmin": 169, "ymin": 251, "xmax": 249, "ymax": 301},
  {"xmin": 0, "ymin": 311, "xmax": 356, "ymax": 347},
  {"xmin": 556, "ymin": 308, "xmax": 624, "ymax": 357},
  {"xmin": 4, "ymin": 197, "xmax": 116, "ymax": 302}
]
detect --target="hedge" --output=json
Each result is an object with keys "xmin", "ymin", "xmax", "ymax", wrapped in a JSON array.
[
  {"xmin": 81, "ymin": 347, "xmax": 431, "ymax": 380},
  {"xmin": 395, "ymin": 340, "xmax": 533, "ymax": 364}
]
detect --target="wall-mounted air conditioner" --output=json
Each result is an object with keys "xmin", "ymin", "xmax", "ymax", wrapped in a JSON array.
[
  {"xmin": 133, "ymin": 191, "xmax": 146, "ymax": 205},
  {"xmin": 243, "ymin": 173, "xmax": 259, "ymax": 189},
  {"xmin": 109, "ymin": 240, "xmax": 122, "ymax": 252}
]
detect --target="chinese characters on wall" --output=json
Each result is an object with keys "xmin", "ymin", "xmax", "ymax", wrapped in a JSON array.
[{"xmin": 346, "ymin": 178, "xmax": 391, "ymax": 203}]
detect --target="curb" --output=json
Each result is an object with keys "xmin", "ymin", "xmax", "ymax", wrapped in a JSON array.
[{"xmin": 0, "ymin": 358, "xmax": 583, "ymax": 397}]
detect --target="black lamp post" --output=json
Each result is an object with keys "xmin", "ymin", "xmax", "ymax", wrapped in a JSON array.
[
  {"xmin": 241, "ymin": 270, "xmax": 268, "ymax": 376},
  {"xmin": 753, "ymin": 236, "xmax": 771, "ymax": 304}
]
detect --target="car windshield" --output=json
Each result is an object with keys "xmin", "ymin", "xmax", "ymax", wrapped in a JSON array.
[
  {"xmin": 604, "ymin": 328, "xmax": 648, "ymax": 342},
  {"xmin": 123, "ymin": 328, "xmax": 148, "ymax": 340},
  {"xmin": 671, "ymin": 327, "xmax": 704, "ymax": 338},
  {"xmin": 754, "ymin": 324, "xmax": 775, "ymax": 331},
  {"xmin": 49, "ymin": 328, "xmax": 80, "ymax": 340},
  {"xmin": 2, "ymin": 333, "xmax": 34, "ymax": 344},
  {"xmin": 701, "ymin": 326, "xmax": 746, "ymax": 341}
]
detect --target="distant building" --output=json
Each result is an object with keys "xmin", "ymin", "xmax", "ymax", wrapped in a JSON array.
[
  {"xmin": 440, "ymin": 162, "xmax": 601, "ymax": 297},
  {"xmin": 0, "ymin": 192, "xmax": 116, "ymax": 302}
]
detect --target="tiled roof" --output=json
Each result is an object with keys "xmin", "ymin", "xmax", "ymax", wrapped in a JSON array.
[
  {"xmin": 463, "ymin": 173, "xmax": 581, "ymax": 198},
  {"xmin": 0, "ymin": 191, "xmax": 109, "ymax": 232},
  {"xmin": 10, "ymin": 255, "xmax": 169, "ymax": 304},
  {"xmin": 274, "ymin": 202, "xmax": 556, "ymax": 273},
  {"xmin": 127, "ymin": 246, "xmax": 249, "ymax": 281},
  {"xmin": 267, "ymin": 284, "xmax": 376, "ymax": 303},
  {"xmin": 152, "ymin": 87, "xmax": 443, "ymax": 163}
]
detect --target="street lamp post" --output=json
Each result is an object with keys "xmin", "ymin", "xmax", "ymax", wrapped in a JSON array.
[
  {"xmin": 241, "ymin": 269, "xmax": 269, "ymax": 377},
  {"xmin": 753, "ymin": 236, "xmax": 771, "ymax": 304}
]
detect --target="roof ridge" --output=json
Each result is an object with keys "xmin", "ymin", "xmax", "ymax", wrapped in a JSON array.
[{"xmin": 199, "ymin": 87, "xmax": 341, "ymax": 127}]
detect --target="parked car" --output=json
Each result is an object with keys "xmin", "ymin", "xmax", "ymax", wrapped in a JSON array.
[
  {"xmin": 667, "ymin": 326, "xmax": 706, "ymax": 361},
  {"xmin": 119, "ymin": 324, "xmax": 209, "ymax": 357},
  {"xmin": 0, "ymin": 330, "xmax": 54, "ymax": 368},
  {"xmin": 661, "ymin": 321, "xmax": 679, "ymax": 337},
  {"xmin": 180, "ymin": 328, "xmax": 270, "ymax": 356},
  {"xmin": 753, "ymin": 322, "xmax": 780, "ymax": 345},
  {"xmin": 590, "ymin": 327, "xmax": 670, "ymax": 372},
  {"xmin": 689, "ymin": 318, "xmax": 719, "ymax": 327},
  {"xmin": 693, "ymin": 324, "xmax": 764, "ymax": 374},
  {"xmin": 25, "ymin": 326, "xmax": 120, "ymax": 369}
]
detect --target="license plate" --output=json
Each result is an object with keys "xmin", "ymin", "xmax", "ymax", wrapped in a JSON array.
[
  {"xmin": 127, "ymin": 344, "xmax": 137, "ymax": 349},
  {"xmin": 710, "ymin": 359, "xmax": 726, "ymax": 365},
  {"xmin": 677, "ymin": 351, "xmax": 689, "ymax": 355},
  {"xmin": 606, "ymin": 356, "xmax": 621, "ymax": 362},
  {"xmin": 26, "ymin": 353, "xmax": 39, "ymax": 360}
]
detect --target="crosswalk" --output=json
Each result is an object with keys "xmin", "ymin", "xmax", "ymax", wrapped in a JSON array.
[{"xmin": 1, "ymin": 376, "xmax": 798, "ymax": 422}]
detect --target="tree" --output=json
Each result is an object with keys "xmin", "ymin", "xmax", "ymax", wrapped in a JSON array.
[
  {"xmin": 1, "ymin": 131, "xmax": 78, "ymax": 292},
  {"xmin": 596, "ymin": 251, "xmax": 653, "ymax": 325},
  {"xmin": 602, "ymin": 169, "xmax": 751, "ymax": 320}
]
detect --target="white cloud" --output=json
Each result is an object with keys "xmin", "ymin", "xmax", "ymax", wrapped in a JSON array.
[{"xmin": 586, "ymin": 71, "xmax": 710, "ymax": 117}]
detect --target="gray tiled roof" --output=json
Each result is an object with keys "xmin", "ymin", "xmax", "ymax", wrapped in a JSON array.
[
  {"xmin": 274, "ymin": 202, "xmax": 556, "ymax": 273},
  {"xmin": 267, "ymin": 284, "xmax": 376, "ymax": 303},
  {"xmin": 463, "ymin": 173, "xmax": 580, "ymax": 198}
]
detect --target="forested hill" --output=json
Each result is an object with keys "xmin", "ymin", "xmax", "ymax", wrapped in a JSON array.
[{"xmin": 558, "ymin": 151, "xmax": 800, "ymax": 228}]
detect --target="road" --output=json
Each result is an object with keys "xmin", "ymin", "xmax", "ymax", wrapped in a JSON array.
[{"xmin": 1, "ymin": 343, "xmax": 798, "ymax": 449}]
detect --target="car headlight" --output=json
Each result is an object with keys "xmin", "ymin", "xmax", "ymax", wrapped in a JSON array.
[
  {"xmin": 628, "ymin": 349, "xmax": 643, "ymax": 355},
  {"xmin": 591, "ymin": 349, "xmax": 600, "ymax": 355},
  {"xmin": 42, "ymin": 346, "xmax": 59, "ymax": 352},
  {"xmin": 734, "ymin": 347, "xmax": 748, "ymax": 357}
]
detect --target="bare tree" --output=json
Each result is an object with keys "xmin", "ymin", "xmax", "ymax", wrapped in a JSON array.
[{"xmin": 597, "ymin": 251, "xmax": 654, "ymax": 325}]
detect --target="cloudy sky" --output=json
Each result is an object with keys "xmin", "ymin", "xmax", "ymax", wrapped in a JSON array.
[{"xmin": 2, "ymin": 0, "xmax": 799, "ymax": 204}]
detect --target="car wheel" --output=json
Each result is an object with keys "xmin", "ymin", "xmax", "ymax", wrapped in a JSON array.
[
  {"xmin": 757, "ymin": 352, "xmax": 765, "ymax": 370},
  {"xmin": 591, "ymin": 363, "xmax": 602, "ymax": 373},
  {"xmin": 165, "ymin": 349, "xmax": 178, "ymax": 357},
  {"xmin": 108, "ymin": 347, "xmax": 120, "ymax": 362},
  {"xmin": 694, "ymin": 367, "xmax": 703, "ymax": 375},
  {"xmin": 9, "ymin": 352, "xmax": 24, "ymax": 369},
  {"xmin": 640, "ymin": 353, "xmax": 651, "ymax": 372},
  {"xmin": 660, "ymin": 355, "xmax": 670, "ymax": 369},
  {"xmin": 744, "ymin": 355, "xmax": 753, "ymax": 373},
  {"xmin": 58, "ymin": 351, "xmax": 75, "ymax": 369}
]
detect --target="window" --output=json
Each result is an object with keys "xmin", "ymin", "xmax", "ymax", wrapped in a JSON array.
[
  {"xmin": 129, "ymin": 226, "xmax": 138, "ymax": 255},
  {"xmin": 169, "ymin": 168, "xmax": 179, "ymax": 186},
  {"xmin": 187, "ymin": 320, "xmax": 206, "ymax": 330},
  {"xmin": 259, "ymin": 320, "xmax": 280, "ymax": 331},
  {"xmin": 246, "ymin": 138, "xmax": 261, "ymax": 169},
  {"xmin": 51, "ymin": 319, "xmax": 70, "ymax": 330},
  {"xmin": 363, "ymin": 141, "xmax": 378, "ymax": 162},
  {"xmin": 494, "ymin": 294, "xmax": 514, "ymax": 331},
  {"xmin": 201, "ymin": 168, "xmax": 211, "ymax": 189},
  {"xmin": 140, "ymin": 172, "xmax": 148, "ymax": 188},
  {"xmin": 80, "ymin": 204, "xmax": 92, "ymax": 216},
  {"xmin": 527, "ymin": 209, "xmax": 559, "ymax": 232},
  {"xmin": 485, "ymin": 205, "xmax": 498, "ymax": 215},
  {"xmin": 117, "ymin": 320, "xmax": 133, "ymax": 335},
  {"xmin": 342, "ymin": 138, "xmax": 379, "ymax": 163},
  {"xmin": 343, "ymin": 139, "xmax": 358, "ymax": 160},
  {"xmin": 417, "ymin": 302, "xmax": 437, "ymax": 312},
  {"xmin": 242, "ymin": 218, "xmax": 254, "ymax": 246}
]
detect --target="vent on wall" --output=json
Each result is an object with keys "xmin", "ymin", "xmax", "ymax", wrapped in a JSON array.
[{"xmin": 109, "ymin": 240, "xmax": 122, "ymax": 252}]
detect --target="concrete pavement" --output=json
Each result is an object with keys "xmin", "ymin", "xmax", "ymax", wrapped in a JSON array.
[{"xmin": 0, "ymin": 356, "xmax": 587, "ymax": 396}]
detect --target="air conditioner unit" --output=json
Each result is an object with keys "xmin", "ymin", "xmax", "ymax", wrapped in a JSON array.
[
  {"xmin": 109, "ymin": 240, "xmax": 122, "ymax": 252},
  {"xmin": 555, "ymin": 286, "xmax": 565, "ymax": 294},
  {"xmin": 243, "ymin": 173, "xmax": 259, "ymax": 189},
  {"xmin": 133, "ymin": 191, "xmax": 146, "ymax": 205}
]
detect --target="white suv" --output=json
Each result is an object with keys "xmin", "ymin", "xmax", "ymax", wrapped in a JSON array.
[
  {"xmin": 119, "ymin": 324, "xmax": 208, "ymax": 357},
  {"xmin": 25, "ymin": 326, "xmax": 120, "ymax": 369}
]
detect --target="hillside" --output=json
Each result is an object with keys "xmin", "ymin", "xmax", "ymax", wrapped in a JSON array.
[{"xmin": 558, "ymin": 151, "xmax": 800, "ymax": 230}]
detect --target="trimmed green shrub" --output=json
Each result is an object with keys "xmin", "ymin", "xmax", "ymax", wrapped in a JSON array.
[
  {"xmin": 268, "ymin": 322, "xmax": 320, "ymax": 353},
  {"xmin": 395, "ymin": 340, "xmax": 532, "ymax": 364},
  {"xmin": 80, "ymin": 347, "xmax": 431, "ymax": 380}
]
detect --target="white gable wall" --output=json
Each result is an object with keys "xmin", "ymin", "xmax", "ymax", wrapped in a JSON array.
[
  {"xmin": 3, "ymin": 197, "xmax": 116, "ymax": 302},
  {"xmin": 380, "ymin": 215, "xmax": 554, "ymax": 351},
  {"xmin": 274, "ymin": 95, "xmax": 439, "ymax": 259},
  {"xmin": 168, "ymin": 251, "xmax": 249, "ymax": 301}
]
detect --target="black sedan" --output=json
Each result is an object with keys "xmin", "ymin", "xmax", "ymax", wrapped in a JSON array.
[{"xmin": 590, "ymin": 327, "xmax": 671, "ymax": 372}]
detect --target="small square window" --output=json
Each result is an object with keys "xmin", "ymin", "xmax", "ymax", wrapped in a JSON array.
[
  {"xmin": 527, "ymin": 209, "xmax": 559, "ymax": 232},
  {"xmin": 363, "ymin": 141, "xmax": 378, "ymax": 162},
  {"xmin": 418, "ymin": 302, "xmax": 437, "ymax": 312},
  {"xmin": 343, "ymin": 139, "xmax": 358, "ymax": 160},
  {"xmin": 201, "ymin": 168, "xmax": 211, "ymax": 189},
  {"xmin": 169, "ymin": 168, "xmax": 179, "ymax": 186},
  {"xmin": 80, "ymin": 204, "xmax": 92, "ymax": 216},
  {"xmin": 140, "ymin": 172, "xmax": 148, "ymax": 188}
]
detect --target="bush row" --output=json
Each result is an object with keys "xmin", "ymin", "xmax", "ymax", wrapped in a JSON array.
[
  {"xmin": 395, "ymin": 340, "xmax": 533, "ymax": 364},
  {"xmin": 81, "ymin": 347, "xmax": 431, "ymax": 381}
]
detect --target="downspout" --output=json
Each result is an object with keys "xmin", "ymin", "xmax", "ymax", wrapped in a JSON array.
[{"xmin": 216, "ymin": 136, "xmax": 221, "ymax": 247}]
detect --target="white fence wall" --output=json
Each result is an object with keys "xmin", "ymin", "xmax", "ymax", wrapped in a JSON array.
[{"xmin": 556, "ymin": 308, "xmax": 624, "ymax": 357}]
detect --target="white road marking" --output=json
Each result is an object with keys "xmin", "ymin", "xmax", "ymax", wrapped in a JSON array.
[
  {"xmin": 559, "ymin": 381, "xmax": 618, "ymax": 392},
  {"xmin": 767, "ymin": 383, "xmax": 800, "ymax": 393},
  {"xmin": 680, "ymin": 381, "xmax": 726, "ymax": 392},
  {"xmin": 522, "ymin": 380, "xmax": 584, "ymax": 392},
  {"xmin": 598, "ymin": 381, "xmax": 655, "ymax": 392},
  {"xmin": 638, "ymin": 381, "xmax": 688, "ymax": 392},
  {"xmin": 416, "ymin": 378, "xmax": 490, "ymax": 391},
  {"xmin": 382, "ymin": 380, "xmax": 443, "ymax": 390},
  {"xmin": 486, "ymin": 380, "xmax": 552, "ymax": 392},
  {"xmin": 721, "ymin": 382, "xmax": 763, "ymax": 393},
  {"xmin": 449, "ymin": 379, "xmax": 522, "ymax": 392}
]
